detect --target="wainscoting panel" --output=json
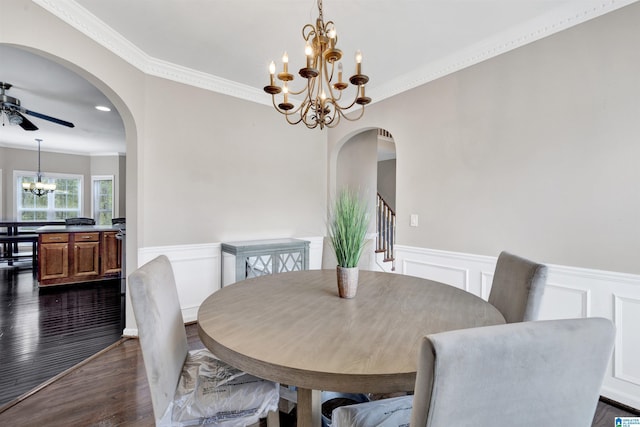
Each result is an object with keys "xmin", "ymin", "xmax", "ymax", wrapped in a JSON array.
[
  {"xmin": 402, "ymin": 258, "xmax": 470, "ymax": 292},
  {"xmin": 613, "ymin": 294, "xmax": 640, "ymax": 387},
  {"xmin": 538, "ymin": 283, "xmax": 591, "ymax": 320},
  {"xmin": 393, "ymin": 245, "xmax": 640, "ymax": 410},
  {"xmin": 138, "ymin": 243, "xmax": 221, "ymax": 324},
  {"xmin": 299, "ymin": 236, "xmax": 324, "ymax": 270}
]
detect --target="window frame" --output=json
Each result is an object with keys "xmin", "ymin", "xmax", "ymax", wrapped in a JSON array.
[
  {"xmin": 14, "ymin": 170, "xmax": 84, "ymax": 221},
  {"xmin": 91, "ymin": 175, "xmax": 115, "ymax": 225}
]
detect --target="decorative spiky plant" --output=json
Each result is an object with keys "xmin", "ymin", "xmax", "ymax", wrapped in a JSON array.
[{"xmin": 328, "ymin": 189, "xmax": 370, "ymax": 268}]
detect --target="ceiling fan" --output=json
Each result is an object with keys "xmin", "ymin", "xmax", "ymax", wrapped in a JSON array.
[{"xmin": 1, "ymin": 81, "xmax": 75, "ymax": 131}]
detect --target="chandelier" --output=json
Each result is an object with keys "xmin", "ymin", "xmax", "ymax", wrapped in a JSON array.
[
  {"xmin": 22, "ymin": 138, "xmax": 56, "ymax": 197},
  {"xmin": 263, "ymin": 0, "xmax": 370, "ymax": 129}
]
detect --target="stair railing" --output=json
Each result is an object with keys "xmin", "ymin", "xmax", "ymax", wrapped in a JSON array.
[{"xmin": 376, "ymin": 193, "xmax": 396, "ymax": 268}]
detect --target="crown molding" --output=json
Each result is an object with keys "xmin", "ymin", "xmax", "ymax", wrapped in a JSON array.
[
  {"xmin": 34, "ymin": 0, "xmax": 639, "ymax": 106},
  {"xmin": 368, "ymin": 0, "xmax": 639, "ymax": 102},
  {"xmin": 0, "ymin": 140, "xmax": 124, "ymax": 157},
  {"xmin": 32, "ymin": 0, "xmax": 270, "ymax": 106}
]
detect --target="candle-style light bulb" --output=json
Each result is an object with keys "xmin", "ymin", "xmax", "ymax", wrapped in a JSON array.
[
  {"xmin": 320, "ymin": 90, "xmax": 326, "ymax": 104},
  {"xmin": 328, "ymin": 27, "xmax": 337, "ymax": 48},
  {"xmin": 305, "ymin": 42, "xmax": 313, "ymax": 68},
  {"xmin": 355, "ymin": 50, "xmax": 362, "ymax": 75},
  {"xmin": 283, "ymin": 83, "xmax": 289, "ymax": 103},
  {"xmin": 269, "ymin": 61, "xmax": 276, "ymax": 85},
  {"xmin": 282, "ymin": 52, "xmax": 289, "ymax": 73},
  {"xmin": 338, "ymin": 62, "xmax": 343, "ymax": 82}
]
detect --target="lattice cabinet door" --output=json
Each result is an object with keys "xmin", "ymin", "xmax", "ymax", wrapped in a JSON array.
[
  {"xmin": 221, "ymin": 238, "xmax": 310, "ymax": 286},
  {"xmin": 245, "ymin": 254, "xmax": 274, "ymax": 278},
  {"xmin": 276, "ymin": 250, "xmax": 305, "ymax": 273}
]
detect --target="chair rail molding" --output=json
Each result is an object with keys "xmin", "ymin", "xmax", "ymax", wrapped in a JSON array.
[
  {"xmin": 137, "ymin": 243, "xmax": 221, "ymax": 325},
  {"xmin": 393, "ymin": 244, "xmax": 640, "ymax": 410}
]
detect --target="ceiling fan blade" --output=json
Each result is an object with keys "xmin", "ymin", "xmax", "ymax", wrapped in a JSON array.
[
  {"xmin": 24, "ymin": 109, "xmax": 75, "ymax": 128},
  {"xmin": 17, "ymin": 112, "xmax": 38, "ymax": 131}
]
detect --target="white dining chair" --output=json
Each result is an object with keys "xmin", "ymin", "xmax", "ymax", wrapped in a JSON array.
[
  {"xmin": 488, "ymin": 251, "xmax": 548, "ymax": 323},
  {"xmin": 332, "ymin": 317, "xmax": 615, "ymax": 427},
  {"xmin": 129, "ymin": 255, "xmax": 280, "ymax": 427}
]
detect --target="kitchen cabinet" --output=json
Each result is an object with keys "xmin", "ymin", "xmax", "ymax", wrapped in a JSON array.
[
  {"xmin": 37, "ymin": 226, "xmax": 122, "ymax": 286},
  {"xmin": 39, "ymin": 233, "xmax": 69, "ymax": 281},
  {"xmin": 72, "ymin": 232, "xmax": 100, "ymax": 279},
  {"xmin": 101, "ymin": 231, "xmax": 122, "ymax": 277}
]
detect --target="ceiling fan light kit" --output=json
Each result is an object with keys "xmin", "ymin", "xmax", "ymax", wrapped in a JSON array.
[
  {"xmin": 263, "ymin": 0, "xmax": 370, "ymax": 129},
  {"xmin": 1, "ymin": 82, "xmax": 75, "ymax": 131}
]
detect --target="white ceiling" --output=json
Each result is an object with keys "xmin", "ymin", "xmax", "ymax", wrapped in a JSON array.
[
  {"xmin": 1, "ymin": 0, "xmax": 636, "ymax": 155},
  {"xmin": 0, "ymin": 44, "xmax": 125, "ymax": 155}
]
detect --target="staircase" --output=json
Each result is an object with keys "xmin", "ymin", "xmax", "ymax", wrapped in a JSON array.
[{"xmin": 376, "ymin": 193, "xmax": 396, "ymax": 271}]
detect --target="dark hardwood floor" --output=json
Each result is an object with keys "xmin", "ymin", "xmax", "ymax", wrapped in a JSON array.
[
  {"xmin": 0, "ymin": 268, "xmax": 124, "ymax": 406},
  {"xmin": 0, "ymin": 267, "xmax": 637, "ymax": 426}
]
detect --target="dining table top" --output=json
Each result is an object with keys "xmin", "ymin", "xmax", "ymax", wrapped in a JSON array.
[{"xmin": 197, "ymin": 269, "xmax": 506, "ymax": 394}]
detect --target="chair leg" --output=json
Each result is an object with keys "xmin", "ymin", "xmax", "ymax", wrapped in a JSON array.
[{"xmin": 266, "ymin": 410, "xmax": 280, "ymax": 427}]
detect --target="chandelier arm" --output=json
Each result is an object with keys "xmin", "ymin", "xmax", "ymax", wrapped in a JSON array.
[
  {"xmin": 331, "ymin": 85, "xmax": 344, "ymax": 101},
  {"xmin": 300, "ymin": 98, "xmax": 317, "ymax": 128},
  {"xmin": 336, "ymin": 105, "xmax": 366, "ymax": 122},
  {"xmin": 325, "ymin": 65, "xmax": 360, "ymax": 111},
  {"xmin": 323, "ymin": 63, "xmax": 350, "ymax": 108},
  {"xmin": 287, "ymin": 85, "xmax": 309, "ymax": 96},
  {"xmin": 301, "ymin": 113, "xmax": 319, "ymax": 129},
  {"xmin": 336, "ymin": 91, "xmax": 361, "ymax": 111},
  {"xmin": 326, "ymin": 114, "xmax": 340, "ymax": 128},
  {"xmin": 302, "ymin": 23, "xmax": 317, "ymax": 42},
  {"xmin": 284, "ymin": 113, "xmax": 305, "ymax": 126},
  {"xmin": 271, "ymin": 94, "xmax": 308, "ymax": 116}
]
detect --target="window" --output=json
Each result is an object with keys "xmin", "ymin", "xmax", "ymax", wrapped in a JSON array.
[
  {"xmin": 15, "ymin": 171, "xmax": 82, "ymax": 221},
  {"xmin": 92, "ymin": 176, "xmax": 114, "ymax": 226}
]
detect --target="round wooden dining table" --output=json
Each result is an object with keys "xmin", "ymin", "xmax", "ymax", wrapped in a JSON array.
[{"xmin": 197, "ymin": 269, "xmax": 505, "ymax": 427}]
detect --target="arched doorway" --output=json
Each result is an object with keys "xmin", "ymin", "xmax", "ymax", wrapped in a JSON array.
[
  {"xmin": 0, "ymin": 43, "xmax": 139, "ymax": 404},
  {"xmin": 332, "ymin": 128, "xmax": 396, "ymax": 271}
]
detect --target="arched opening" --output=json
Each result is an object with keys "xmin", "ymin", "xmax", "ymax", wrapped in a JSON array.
[
  {"xmin": 331, "ymin": 127, "xmax": 396, "ymax": 271},
  {"xmin": 0, "ymin": 42, "xmax": 138, "ymax": 405}
]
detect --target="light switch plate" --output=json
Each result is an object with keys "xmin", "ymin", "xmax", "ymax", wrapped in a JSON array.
[{"xmin": 410, "ymin": 214, "xmax": 419, "ymax": 227}]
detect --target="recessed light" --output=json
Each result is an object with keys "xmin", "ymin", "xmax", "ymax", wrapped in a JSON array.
[{"xmin": 95, "ymin": 105, "xmax": 111, "ymax": 112}]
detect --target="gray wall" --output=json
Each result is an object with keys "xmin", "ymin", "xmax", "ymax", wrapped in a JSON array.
[
  {"xmin": 0, "ymin": 146, "xmax": 91, "ymax": 218},
  {"xmin": 140, "ymin": 76, "xmax": 326, "ymax": 245},
  {"xmin": 336, "ymin": 129, "xmax": 378, "ymax": 231},
  {"xmin": 329, "ymin": 2, "xmax": 640, "ymax": 274},
  {"xmin": 377, "ymin": 159, "xmax": 396, "ymax": 211}
]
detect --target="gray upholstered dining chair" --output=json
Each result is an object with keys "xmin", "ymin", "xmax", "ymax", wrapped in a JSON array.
[
  {"xmin": 488, "ymin": 251, "xmax": 548, "ymax": 323},
  {"xmin": 129, "ymin": 255, "xmax": 280, "ymax": 427},
  {"xmin": 332, "ymin": 317, "xmax": 615, "ymax": 427}
]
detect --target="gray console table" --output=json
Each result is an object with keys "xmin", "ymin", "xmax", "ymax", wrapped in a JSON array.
[{"xmin": 221, "ymin": 238, "xmax": 310, "ymax": 286}]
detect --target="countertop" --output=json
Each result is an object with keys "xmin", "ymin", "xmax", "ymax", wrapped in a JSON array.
[{"xmin": 36, "ymin": 225, "xmax": 123, "ymax": 233}]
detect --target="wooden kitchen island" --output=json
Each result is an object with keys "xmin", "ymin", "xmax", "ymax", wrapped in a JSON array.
[{"xmin": 36, "ymin": 225, "xmax": 122, "ymax": 287}]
